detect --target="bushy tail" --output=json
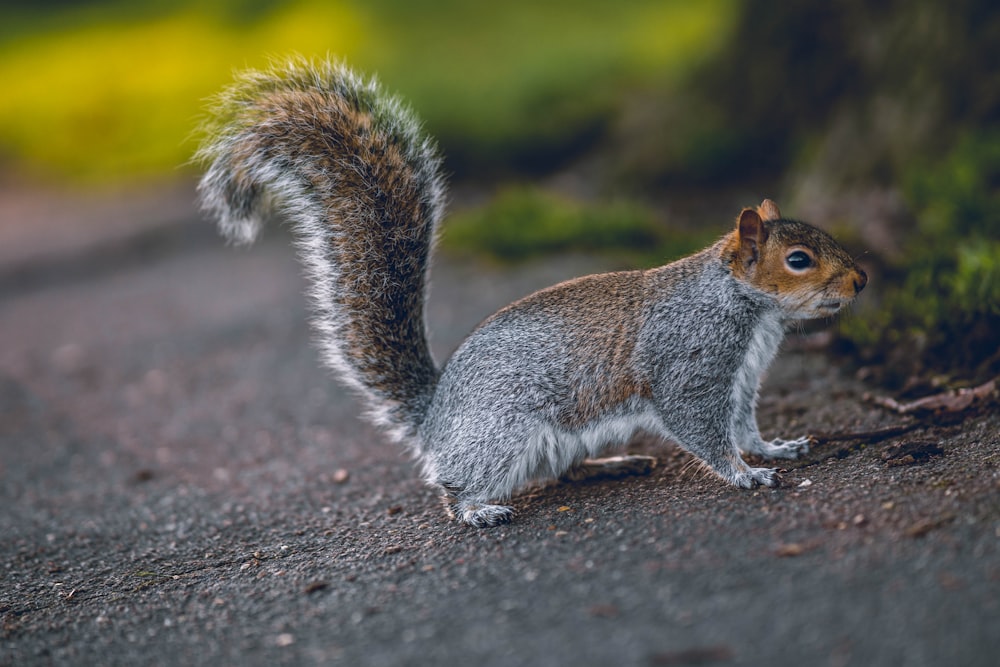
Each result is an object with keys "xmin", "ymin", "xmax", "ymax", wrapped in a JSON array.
[{"xmin": 196, "ymin": 58, "xmax": 445, "ymax": 444}]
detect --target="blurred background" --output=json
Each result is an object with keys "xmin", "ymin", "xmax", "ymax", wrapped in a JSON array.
[{"xmin": 1, "ymin": 0, "xmax": 997, "ymax": 387}]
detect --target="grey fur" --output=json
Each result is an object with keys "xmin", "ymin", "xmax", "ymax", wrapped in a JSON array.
[
  {"xmin": 196, "ymin": 58, "xmax": 866, "ymax": 527},
  {"xmin": 420, "ymin": 249, "xmax": 785, "ymax": 523}
]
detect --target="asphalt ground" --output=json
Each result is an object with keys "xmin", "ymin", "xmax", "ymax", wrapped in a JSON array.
[{"xmin": 1, "ymin": 194, "xmax": 997, "ymax": 666}]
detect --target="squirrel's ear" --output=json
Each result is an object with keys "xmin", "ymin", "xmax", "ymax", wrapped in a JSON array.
[
  {"xmin": 757, "ymin": 199, "xmax": 781, "ymax": 221},
  {"xmin": 736, "ymin": 208, "xmax": 767, "ymax": 267}
]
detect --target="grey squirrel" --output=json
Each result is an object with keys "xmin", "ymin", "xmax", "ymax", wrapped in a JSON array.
[{"xmin": 197, "ymin": 58, "xmax": 867, "ymax": 527}]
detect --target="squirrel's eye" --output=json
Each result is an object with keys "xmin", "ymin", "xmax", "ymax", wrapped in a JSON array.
[{"xmin": 786, "ymin": 250, "xmax": 813, "ymax": 270}]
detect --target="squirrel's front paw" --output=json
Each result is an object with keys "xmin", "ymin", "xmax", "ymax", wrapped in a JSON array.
[{"xmin": 765, "ymin": 436, "xmax": 812, "ymax": 459}]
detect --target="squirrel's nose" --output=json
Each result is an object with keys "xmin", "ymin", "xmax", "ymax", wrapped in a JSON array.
[{"xmin": 853, "ymin": 269, "xmax": 868, "ymax": 294}]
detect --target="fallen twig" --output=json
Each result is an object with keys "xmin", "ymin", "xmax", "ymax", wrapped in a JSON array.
[{"xmin": 866, "ymin": 376, "xmax": 998, "ymax": 415}]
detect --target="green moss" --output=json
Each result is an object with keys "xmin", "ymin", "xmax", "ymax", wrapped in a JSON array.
[
  {"xmin": 442, "ymin": 187, "xmax": 713, "ymax": 267},
  {"xmin": 839, "ymin": 131, "xmax": 1000, "ymax": 382}
]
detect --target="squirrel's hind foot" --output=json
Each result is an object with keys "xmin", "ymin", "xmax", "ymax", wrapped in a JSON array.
[
  {"xmin": 447, "ymin": 499, "xmax": 515, "ymax": 528},
  {"xmin": 731, "ymin": 466, "xmax": 781, "ymax": 489},
  {"xmin": 439, "ymin": 487, "xmax": 514, "ymax": 527}
]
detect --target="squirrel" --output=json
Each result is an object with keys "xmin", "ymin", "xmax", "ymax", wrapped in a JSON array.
[{"xmin": 196, "ymin": 58, "xmax": 867, "ymax": 527}]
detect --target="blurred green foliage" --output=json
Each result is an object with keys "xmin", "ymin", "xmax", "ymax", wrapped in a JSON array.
[
  {"xmin": 0, "ymin": 1, "xmax": 368, "ymax": 181},
  {"xmin": 0, "ymin": 0, "xmax": 735, "ymax": 182},
  {"xmin": 905, "ymin": 132, "xmax": 1000, "ymax": 241},
  {"xmin": 361, "ymin": 0, "xmax": 736, "ymax": 177},
  {"xmin": 3, "ymin": 0, "xmax": 997, "ymax": 381},
  {"xmin": 443, "ymin": 187, "xmax": 715, "ymax": 266}
]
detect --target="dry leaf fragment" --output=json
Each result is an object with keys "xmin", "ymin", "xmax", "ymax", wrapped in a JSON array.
[{"xmin": 775, "ymin": 543, "xmax": 805, "ymax": 557}]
